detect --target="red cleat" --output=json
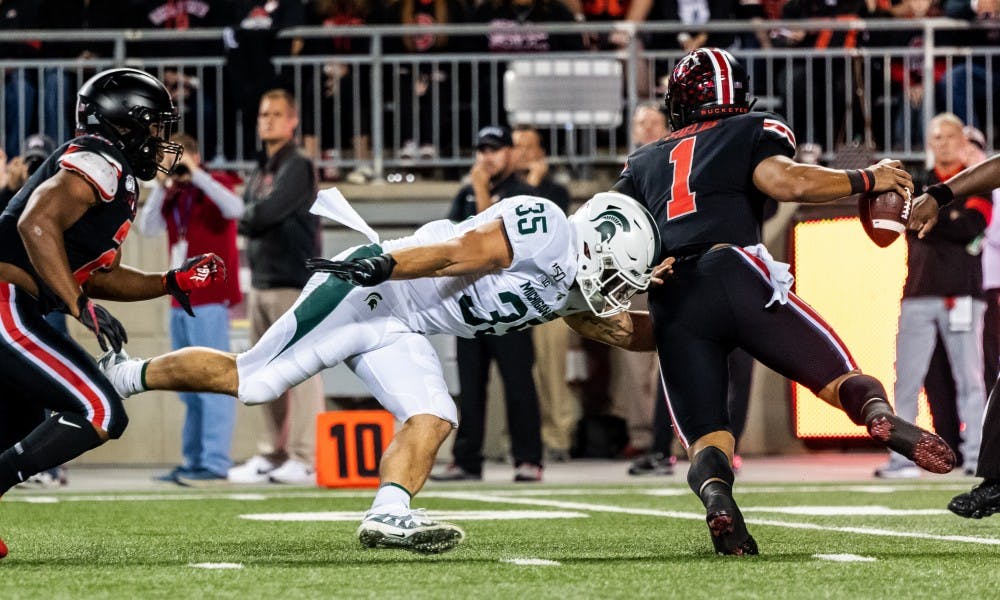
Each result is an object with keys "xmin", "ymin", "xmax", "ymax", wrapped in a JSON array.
[{"xmin": 0, "ymin": 537, "xmax": 7, "ymax": 559}]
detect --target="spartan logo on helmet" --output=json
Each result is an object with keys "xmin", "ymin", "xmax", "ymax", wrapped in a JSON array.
[
  {"xmin": 365, "ymin": 292, "xmax": 383, "ymax": 310},
  {"xmin": 590, "ymin": 210, "xmax": 631, "ymax": 243},
  {"xmin": 569, "ymin": 192, "xmax": 661, "ymax": 317}
]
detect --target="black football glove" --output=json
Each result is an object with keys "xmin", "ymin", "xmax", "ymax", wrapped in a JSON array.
[
  {"xmin": 163, "ymin": 253, "xmax": 227, "ymax": 317},
  {"xmin": 75, "ymin": 295, "xmax": 127, "ymax": 353},
  {"xmin": 305, "ymin": 254, "xmax": 397, "ymax": 287}
]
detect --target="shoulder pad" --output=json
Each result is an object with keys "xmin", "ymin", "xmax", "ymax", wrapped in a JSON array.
[
  {"xmin": 760, "ymin": 116, "xmax": 797, "ymax": 151},
  {"xmin": 58, "ymin": 145, "xmax": 123, "ymax": 201}
]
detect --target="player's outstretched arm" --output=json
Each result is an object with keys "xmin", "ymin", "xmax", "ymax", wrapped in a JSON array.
[
  {"xmin": 753, "ymin": 156, "xmax": 912, "ymax": 204},
  {"xmin": 85, "ymin": 253, "xmax": 226, "ymax": 317},
  {"xmin": 308, "ymin": 219, "xmax": 515, "ymax": 285},
  {"xmin": 909, "ymin": 154, "xmax": 1000, "ymax": 238},
  {"xmin": 564, "ymin": 310, "xmax": 656, "ymax": 352}
]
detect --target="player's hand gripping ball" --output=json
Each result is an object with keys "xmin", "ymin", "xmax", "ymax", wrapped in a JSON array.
[{"xmin": 859, "ymin": 190, "xmax": 911, "ymax": 248}]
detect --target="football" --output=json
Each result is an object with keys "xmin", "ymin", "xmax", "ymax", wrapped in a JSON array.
[{"xmin": 859, "ymin": 190, "xmax": 910, "ymax": 247}]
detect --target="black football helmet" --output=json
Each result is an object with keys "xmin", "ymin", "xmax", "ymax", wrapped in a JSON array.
[
  {"xmin": 664, "ymin": 48, "xmax": 753, "ymax": 131},
  {"xmin": 76, "ymin": 68, "xmax": 182, "ymax": 181}
]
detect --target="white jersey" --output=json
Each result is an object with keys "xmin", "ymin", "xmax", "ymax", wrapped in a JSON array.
[
  {"xmin": 235, "ymin": 195, "xmax": 587, "ymax": 423},
  {"xmin": 381, "ymin": 195, "xmax": 581, "ymax": 337}
]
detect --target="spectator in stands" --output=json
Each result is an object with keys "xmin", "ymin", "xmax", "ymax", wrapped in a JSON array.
[
  {"xmin": 431, "ymin": 125, "xmax": 545, "ymax": 482},
  {"xmin": 225, "ymin": 0, "xmax": 306, "ymax": 161},
  {"xmin": 0, "ymin": 0, "xmax": 41, "ymax": 158},
  {"xmin": 510, "ymin": 123, "xmax": 575, "ymax": 462},
  {"xmin": 138, "ymin": 133, "xmax": 243, "ymax": 487},
  {"xmin": 869, "ymin": 0, "xmax": 946, "ymax": 150},
  {"xmin": 774, "ymin": 0, "xmax": 875, "ymax": 151},
  {"xmin": 876, "ymin": 113, "xmax": 990, "ymax": 478},
  {"xmin": 936, "ymin": 0, "xmax": 1000, "ymax": 132},
  {"xmin": 128, "ymin": 0, "xmax": 232, "ymax": 161},
  {"xmin": 37, "ymin": 0, "xmax": 124, "ymax": 143},
  {"xmin": 381, "ymin": 0, "xmax": 470, "ymax": 161},
  {"xmin": 230, "ymin": 89, "xmax": 325, "ymax": 485},
  {"xmin": 920, "ymin": 126, "xmax": 997, "ymax": 469},
  {"xmin": 301, "ymin": 0, "xmax": 383, "ymax": 184},
  {"xmin": 470, "ymin": 0, "xmax": 584, "ymax": 128}
]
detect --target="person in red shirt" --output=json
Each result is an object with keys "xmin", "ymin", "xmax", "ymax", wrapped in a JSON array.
[{"xmin": 138, "ymin": 132, "xmax": 244, "ymax": 486}]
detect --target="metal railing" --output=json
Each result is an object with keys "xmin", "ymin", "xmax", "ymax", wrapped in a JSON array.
[{"xmin": 1, "ymin": 20, "xmax": 997, "ymax": 178}]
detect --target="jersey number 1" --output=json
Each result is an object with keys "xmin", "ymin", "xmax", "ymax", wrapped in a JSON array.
[{"xmin": 668, "ymin": 137, "xmax": 697, "ymax": 219}]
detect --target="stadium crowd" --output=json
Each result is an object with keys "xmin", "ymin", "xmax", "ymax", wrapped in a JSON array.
[{"xmin": 2, "ymin": 0, "xmax": 999, "ymax": 166}]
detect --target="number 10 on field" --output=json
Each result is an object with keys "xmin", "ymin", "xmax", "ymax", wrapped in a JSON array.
[{"xmin": 316, "ymin": 410, "xmax": 396, "ymax": 488}]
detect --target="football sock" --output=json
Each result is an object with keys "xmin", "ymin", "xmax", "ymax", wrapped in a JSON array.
[
  {"xmin": 687, "ymin": 446, "xmax": 735, "ymax": 507},
  {"xmin": 0, "ymin": 412, "xmax": 102, "ymax": 495},
  {"xmin": 838, "ymin": 374, "xmax": 892, "ymax": 426},
  {"xmin": 118, "ymin": 359, "xmax": 150, "ymax": 395},
  {"xmin": 371, "ymin": 482, "xmax": 413, "ymax": 515}
]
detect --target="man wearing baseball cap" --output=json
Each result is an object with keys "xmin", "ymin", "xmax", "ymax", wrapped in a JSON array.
[{"xmin": 432, "ymin": 125, "xmax": 546, "ymax": 483}]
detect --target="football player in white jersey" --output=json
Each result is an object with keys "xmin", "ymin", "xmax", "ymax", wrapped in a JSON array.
[{"xmin": 100, "ymin": 191, "xmax": 663, "ymax": 554}]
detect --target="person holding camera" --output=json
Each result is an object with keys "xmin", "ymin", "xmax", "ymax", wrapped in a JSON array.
[{"xmin": 138, "ymin": 132, "xmax": 244, "ymax": 486}]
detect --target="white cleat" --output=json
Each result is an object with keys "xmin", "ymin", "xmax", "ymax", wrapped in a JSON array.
[
  {"xmin": 96, "ymin": 350, "xmax": 145, "ymax": 398},
  {"xmin": 357, "ymin": 509, "xmax": 465, "ymax": 554}
]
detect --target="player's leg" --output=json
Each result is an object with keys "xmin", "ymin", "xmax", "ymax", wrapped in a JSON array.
[
  {"xmin": 0, "ymin": 284, "xmax": 126, "ymax": 495},
  {"xmin": 101, "ymin": 272, "xmax": 368, "ymax": 405},
  {"xmin": 347, "ymin": 333, "xmax": 464, "ymax": 554},
  {"xmin": 650, "ymin": 262, "xmax": 756, "ymax": 556},
  {"xmin": 949, "ymin": 373, "xmax": 1000, "ymax": 518},
  {"xmin": 725, "ymin": 249, "xmax": 955, "ymax": 474}
]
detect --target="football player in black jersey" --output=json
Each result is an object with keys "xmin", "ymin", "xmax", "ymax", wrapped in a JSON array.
[
  {"xmin": 603, "ymin": 48, "xmax": 956, "ymax": 555},
  {"xmin": 0, "ymin": 68, "xmax": 225, "ymax": 556}
]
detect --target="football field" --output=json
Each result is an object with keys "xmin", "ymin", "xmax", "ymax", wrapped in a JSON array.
[{"xmin": 3, "ymin": 468, "xmax": 1000, "ymax": 599}]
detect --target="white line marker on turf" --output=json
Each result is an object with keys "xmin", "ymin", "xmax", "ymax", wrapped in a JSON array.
[
  {"xmin": 745, "ymin": 506, "xmax": 949, "ymax": 516},
  {"xmin": 240, "ymin": 510, "xmax": 588, "ymax": 522},
  {"xmin": 814, "ymin": 554, "xmax": 877, "ymax": 563},
  {"xmin": 437, "ymin": 492, "xmax": 1000, "ymax": 547},
  {"xmin": 188, "ymin": 563, "xmax": 244, "ymax": 569},
  {"xmin": 502, "ymin": 558, "xmax": 562, "ymax": 566}
]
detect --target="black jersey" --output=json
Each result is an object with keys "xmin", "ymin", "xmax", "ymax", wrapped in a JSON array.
[
  {"xmin": 614, "ymin": 111, "xmax": 796, "ymax": 256},
  {"xmin": 0, "ymin": 135, "xmax": 138, "ymax": 313}
]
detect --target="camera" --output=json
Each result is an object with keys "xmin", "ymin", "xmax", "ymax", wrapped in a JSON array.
[{"xmin": 172, "ymin": 164, "xmax": 190, "ymax": 177}]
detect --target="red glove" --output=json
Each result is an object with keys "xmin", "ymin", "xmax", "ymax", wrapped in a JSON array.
[{"xmin": 162, "ymin": 253, "xmax": 227, "ymax": 317}]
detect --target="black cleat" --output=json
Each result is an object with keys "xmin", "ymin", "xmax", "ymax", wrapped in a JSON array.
[
  {"xmin": 948, "ymin": 480, "xmax": 1000, "ymax": 519},
  {"xmin": 867, "ymin": 414, "xmax": 955, "ymax": 474},
  {"xmin": 703, "ymin": 487, "xmax": 758, "ymax": 556}
]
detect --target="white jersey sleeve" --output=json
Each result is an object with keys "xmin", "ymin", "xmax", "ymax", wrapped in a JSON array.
[{"xmin": 381, "ymin": 196, "xmax": 579, "ymax": 338}]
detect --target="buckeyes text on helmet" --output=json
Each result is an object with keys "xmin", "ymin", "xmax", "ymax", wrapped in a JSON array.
[
  {"xmin": 663, "ymin": 47, "xmax": 753, "ymax": 131},
  {"xmin": 76, "ymin": 68, "xmax": 183, "ymax": 181}
]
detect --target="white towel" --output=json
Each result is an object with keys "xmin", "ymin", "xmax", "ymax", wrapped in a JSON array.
[
  {"xmin": 742, "ymin": 243, "xmax": 794, "ymax": 308},
  {"xmin": 309, "ymin": 187, "xmax": 380, "ymax": 244}
]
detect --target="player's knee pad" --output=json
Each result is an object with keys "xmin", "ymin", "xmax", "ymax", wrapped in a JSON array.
[
  {"xmin": 838, "ymin": 374, "xmax": 889, "ymax": 426},
  {"xmin": 687, "ymin": 445, "xmax": 734, "ymax": 496}
]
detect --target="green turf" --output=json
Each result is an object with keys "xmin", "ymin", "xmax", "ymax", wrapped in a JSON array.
[{"xmin": 2, "ymin": 481, "xmax": 999, "ymax": 599}]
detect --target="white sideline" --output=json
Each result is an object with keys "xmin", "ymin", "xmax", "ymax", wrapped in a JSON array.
[{"xmin": 434, "ymin": 492, "xmax": 1000, "ymax": 547}]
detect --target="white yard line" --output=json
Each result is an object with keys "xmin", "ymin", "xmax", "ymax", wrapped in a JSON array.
[
  {"xmin": 240, "ymin": 510, "xmax": 588, "ymax": 522},
  {"xmin": 188, "ymin": 563, "xmax": 244, "ymax": 569},
  {"xmin": 502, "ymin": 558, "xmax": 562, "ymax": 566},
  {"xmin": 813, "ymin": 554, "xmax": 877, "ymax": 562},
  {"xmin": 435, "ymin": 492, "xmax": 1000, "ymax": 547}
]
